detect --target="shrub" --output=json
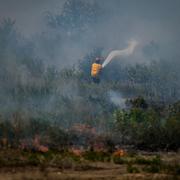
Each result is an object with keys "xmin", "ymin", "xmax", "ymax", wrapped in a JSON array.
[
  {"xmin": 27, "ymin": 153, "xmax": 41, "ymax": 166},
  {"xmin": 134, "ymin": 155, "xmax": 162, "ymax": 165},
  {"xmin": 113, "ymin": 157, "xmax": 126, "ymax": 164},
  {"xmin": 142, "ymin": 164, "xmax": 161, "ymax": 173},
  {"xmin": 127, "ymin": 164, "xmax": 140, "ymax": 173},
  {"xmin": 83, "ymin": 151, "xmax": 110, "ymax": 162}
]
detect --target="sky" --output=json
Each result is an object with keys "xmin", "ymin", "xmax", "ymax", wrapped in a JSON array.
[{"xmin": 0, "ymin": 0, "xmax": 180, "ymax": 66}]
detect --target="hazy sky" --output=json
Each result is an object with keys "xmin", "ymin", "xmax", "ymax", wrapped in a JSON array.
[
  {"xmin": 0, "ymin": 0, "xmax": 179, "ymax": 36},
  {"xmin": 0, "ymin": 0, "xmax": 180, "ymax": 65},
  {"xmin": 0, "ymin": 0, "xmax": 66, "ymax": 36}
]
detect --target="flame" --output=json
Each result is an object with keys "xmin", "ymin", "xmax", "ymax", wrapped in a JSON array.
[{"xmin": 113, "ymin": 149, "xmax": 125, "ymax": 157}]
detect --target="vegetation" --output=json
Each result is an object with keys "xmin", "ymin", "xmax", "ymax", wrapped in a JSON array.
[
  {"xmin": 114, "ymin": 97, "xmax": 180, "ymax": 150},
  {"xmin": 127, "ymin": 164, "xmax": 140, "ymax": 173}
]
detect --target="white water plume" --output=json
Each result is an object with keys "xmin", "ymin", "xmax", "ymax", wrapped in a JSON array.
[{"xmin": 102, "ymin": 40, "xmax": 138, "ymax": 68}]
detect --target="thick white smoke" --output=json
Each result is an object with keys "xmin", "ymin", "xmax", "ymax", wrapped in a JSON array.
[{"xmin": 102, "ymin": 40, "xmax": 138, "ymax": 68}]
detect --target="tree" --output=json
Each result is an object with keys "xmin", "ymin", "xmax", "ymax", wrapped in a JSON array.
[{"xmin": 46, "ymin": 0, "xmax": 101, "ymax": 35}]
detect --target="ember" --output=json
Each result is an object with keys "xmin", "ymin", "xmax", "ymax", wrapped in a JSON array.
[
  {"xmin": 70, "ymin": 147, "xmax": 84, "ymax": 156},
  {"xmin": 33, "ymin": 135, "xmax": 49, "ymax": 152},
  {"xmin": 113, "ymin": 149, "xmax": 125, "ymax": 157}
]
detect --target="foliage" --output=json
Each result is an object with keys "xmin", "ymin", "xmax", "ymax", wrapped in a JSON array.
[
  {"xmin": 127, "ymin": 164, "xmax": 140, "ymax": 173},
  {"xmin": 142, "ymin": 164, "xmax": 161, "ymax": 173},
  {"xmin": 134, "ymin": 155, "xmax": 162, "ymax": 165},
  {"xmin": 83, "ymin": 151, "xmax": 111, "ymax": 162},
  {"xmin": 113, "ymin": 157, "xmax": 126, "ymax": 164},
  {"xmin": 114, "ymin": 98, "xmax": 180, "ymax": 150},
  {"xmin": 46, "ymin": 0, "xmax": 101, "ymax": 35}
]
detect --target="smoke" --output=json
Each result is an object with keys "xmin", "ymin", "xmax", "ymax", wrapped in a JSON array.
[
  {"xmin": 108, "ymin": 90, "xmax": 126, "ymax": 108},
  {"xmin": 0, "ymin": 0, "xmax": 180, "ymax": 127},
  {"xmin": 102, "ymin": 40, "xmax": 138, "ymax": 68}
]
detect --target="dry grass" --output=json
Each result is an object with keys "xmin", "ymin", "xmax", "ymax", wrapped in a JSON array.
[{"xmin": 0, "ymin": 150, "xmax": 179, "ymax": 180}]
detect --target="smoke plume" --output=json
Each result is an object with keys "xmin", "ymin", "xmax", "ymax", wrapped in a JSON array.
[
  {"xmin": 108, "ymin": 90, "xmax": 126, "ymax": 109},
  {"xmin": 102, "ymin": 40, "xmax": 138, "ymax": 68}
]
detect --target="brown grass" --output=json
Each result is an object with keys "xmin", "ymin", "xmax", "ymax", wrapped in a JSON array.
[{"xmin": 0, "ymin": 150, "xmax": 179, "ymax": 180}]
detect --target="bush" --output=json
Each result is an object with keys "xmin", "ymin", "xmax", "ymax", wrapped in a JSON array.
[
  {"xmin": 113, "ymin": 157, "xmax": 126, "ymax": 164},
  {"xmin": 142, "ymin": 164, "xmax": 161, "ymax": 173},
  {"xmin": 83, "ymin": 151, "xmax": 110, "ymax": 162},
  {"xmin": 127, "ymin": 164, "xmax": 140, "ymax": 173},
  {"xmin": 114, "ymin": 99, "xmax": 180, "ymax": 150},
  {"xmin": 134, "ymin": 155, "xmax": 162, "ymax": 165},
  {"xmin": 27, "ymin": 153, "xmax": 42, "ymax": 166}
]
